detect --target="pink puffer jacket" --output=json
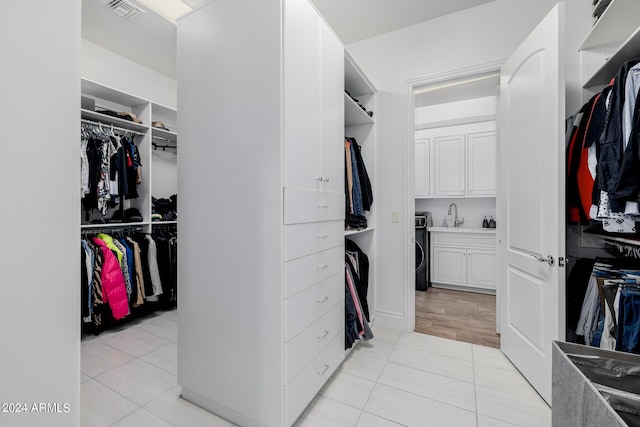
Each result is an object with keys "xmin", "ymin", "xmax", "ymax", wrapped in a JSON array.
[{"xmin": 93, "ymin": 237, "xmax": 129, "ymax": 320}]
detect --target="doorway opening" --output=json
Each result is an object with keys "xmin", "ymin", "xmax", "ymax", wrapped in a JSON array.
[{"xmin": 407, "ymin": 67, "xmax": 501, "ymax": 348}]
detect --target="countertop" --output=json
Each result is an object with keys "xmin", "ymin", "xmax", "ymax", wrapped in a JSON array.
[{"xmin": 428, "ymin": 226, "xmax": 496, "ymax": 234}]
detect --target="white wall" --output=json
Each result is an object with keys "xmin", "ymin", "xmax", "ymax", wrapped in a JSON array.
[
  {"xmin": 1, "ymin": 1, "xmax": 80, "ymax": 426},
  {"xmin": 347, "ymin": 0, "xmax": 592, "ymax": 329},
  {"xmin": 82, "ymin": 39, "xmax": 177, "ymax": 109}
]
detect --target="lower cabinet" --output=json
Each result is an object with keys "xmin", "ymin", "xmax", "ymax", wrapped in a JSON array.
[{"xmin": 430, "ymin": 230, "xmax": 496, "ymax": 290}]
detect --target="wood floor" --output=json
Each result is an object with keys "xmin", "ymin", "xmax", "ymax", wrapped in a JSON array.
[{"xmin": 415, "ymin": 287, "xmax": 500, "ymax": 349}]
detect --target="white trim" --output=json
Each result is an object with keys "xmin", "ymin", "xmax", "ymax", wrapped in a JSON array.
[
  {"xmin": 415, "ymin": 114, "xmax": 496, "ymax": 130},
  {"xmin": 403, "ymin": 60, "xmax": 505, "ymax": 333}
]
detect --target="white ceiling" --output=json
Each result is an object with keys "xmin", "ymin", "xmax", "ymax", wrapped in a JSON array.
[
  {"xmin": 82, "ymin": 0, "xmax": 495, "ymax": 79},
  {"xmin": 311, "ymin": 0, "xmax": 494, "ymax": 44}
]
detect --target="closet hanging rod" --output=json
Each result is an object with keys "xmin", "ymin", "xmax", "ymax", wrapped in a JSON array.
[
  {"xmin": 81, "ymin": 119, "xmax": 146, "ymax": 136},
  {"xmin": 152, "ymin": 135, "xmax": 177, "ymax": 143},
  {"xmin": 152, "ymin": 142, "xmax": 177, "ymax": 152},
  {"xmin": 81, "ymin": 225, "xmax": 146, "ymax": 236}
]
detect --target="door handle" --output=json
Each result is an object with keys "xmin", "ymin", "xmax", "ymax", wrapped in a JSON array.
[{"xmin": 530, "ymin": 254, "xmax": 555, "ymax": 266}]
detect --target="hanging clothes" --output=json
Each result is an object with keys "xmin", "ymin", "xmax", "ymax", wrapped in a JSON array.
[
  {"xmin": 566, "ymin": 59, "xmax": 640, "ymax": 231},
  {"xmin": 344, "ymin": 136, "xmax": 373, "ymax": 230},
  {"xmin": 344, "ymin": 240, "xmax": 373, "ymax": 349}
]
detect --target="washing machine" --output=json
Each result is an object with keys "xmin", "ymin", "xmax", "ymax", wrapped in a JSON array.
[{"xmin": 415, "ymin": 212, "xmax": 431, "ymax": 290}]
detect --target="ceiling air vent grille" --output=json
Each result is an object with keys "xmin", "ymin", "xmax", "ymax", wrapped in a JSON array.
[{"xmin": 106, "ymin": 0, "xmax": 146, "ymax": 19}]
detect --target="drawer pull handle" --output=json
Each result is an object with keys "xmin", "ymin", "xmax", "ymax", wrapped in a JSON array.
[
  {"xmin": 317, "ymin": 234, "xmax": 329, "ymax": 239},
  {"xmin": 317, "ymin": 330, "xmax": 330, "ymax": 340},
  {"xmin": 317, "ymin": 364, "xmax": 329, "ymax": 376},
  {"xmin": 317, "ymin": 264, "xmax": 329, "ymax": 270},
  {"xmin": 317, "ymin": 205, "xmax": 329, "ymax": 208},
  {"xmin": 317, "ymin": 296, "xmax": 329, "ymax": 303}
]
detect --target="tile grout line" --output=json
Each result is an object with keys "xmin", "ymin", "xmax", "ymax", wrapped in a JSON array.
[{"xmin": 472, "ymin": 346, "xmax": 479, "ymax": 427}]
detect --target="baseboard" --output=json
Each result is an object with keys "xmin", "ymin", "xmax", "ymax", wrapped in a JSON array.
[{"xmin": 431, "ymin": 283, "xmax": 496, "ymax": 295}]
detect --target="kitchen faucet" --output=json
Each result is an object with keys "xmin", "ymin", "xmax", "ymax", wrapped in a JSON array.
[{"xmin": 448, "ymin": 203, "xmax": 464, "ymax": 227}]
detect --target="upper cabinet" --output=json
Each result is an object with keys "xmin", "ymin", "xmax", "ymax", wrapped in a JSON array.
[
  {"xmin": 415, "ymin": 121, "xmax": 496, "ymax": 198},
  {"xmin": 579, "ymin": 0, "xmax": 640, "ymax": 88}
]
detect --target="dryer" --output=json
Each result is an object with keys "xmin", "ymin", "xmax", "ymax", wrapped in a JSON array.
[{"xmin": 415, "ymin": 212, "xmax": 431, "ymax": 290}]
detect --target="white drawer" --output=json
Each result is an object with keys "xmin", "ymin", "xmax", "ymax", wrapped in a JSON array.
[
  {"xmin": 283, "ymin": 187, "xmax": 344, "ymax": 224},
  {"xmin": 284, "ymin": 272, "xmax": 343, "ymax": 341},
  {"xmin": 284, "ymin": 245, "xmax": 343, "ymax": 298},
  {"xmin": 284, "ymin": 220, "xmax": 344, "ymax": 261},
  {"xmin": 285, "ymin": 301, "xmax": 344, "ymax": 384},
  {"xmin": 430, "ymin": 232, "xmax": 496, "ymax": 248},
  {"xmin": 285, "ymin": 331, "xmax": 344, "ymax": 426}
]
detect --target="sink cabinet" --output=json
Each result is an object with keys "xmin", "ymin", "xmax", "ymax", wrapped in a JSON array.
[{"xmin": 430, "ymin": 229, "xmax": 496, "ymax": 291}]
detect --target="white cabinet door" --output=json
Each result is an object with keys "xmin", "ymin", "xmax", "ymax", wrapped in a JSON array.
[
  {"xmin": 434, "ymin": 134, "xmax": 465, "ymax": 197},
  {"xmin": 431, "ymin": 246, "xmax": 466, "ymax": 284},
  {"xmin": 467, "ymin": 249, "xmax": 496, "ymax": 288},
  {"xmin": 467, "ymin": 131, "xmax": 496, "ymax": 196},
  {"xmin": 414, "ymin": 138, "xmax": 430, "ymax": 197},
  {"xmin": 283, "ymin": 0, "xmax": 321, "ymax": 190},
  {"xmin": 320, "ymin": 21, "xmax": 344, "ymax": 194}
]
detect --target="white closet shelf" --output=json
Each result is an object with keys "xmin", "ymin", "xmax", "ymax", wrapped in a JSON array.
[
  {"xmin": 82, "ymin": 79, "xmax": 148, "ymax": 108},
  {"xmin": 152, "ymin": 127, "xmax": 178, "ymax": 142},
  {"xmin": 345, "ymin": 52, "xmax": 375, "ymax": 97},
  {"xmin": 81, "ymin": 109, "xmax": 149, "ymax": 133},
  {"xmin": 583, "ymin": 24, "xmax": 640, "ymax": 88},
  {"xmin": 579, "ymin": 0, "xmax": 640, "ymax": 50},
  {"xmin": 344, "ymin": 227, "xmax": 374, "ymax": 237},
  {"xmin": 81, "ymin": 221, "xmax": 150, "ymax": 229},
  {"xmin": 344, "ymin": 93, "xmax": 374, "ymax": 126},
  {"xmin": 152, "ymin": 220, "xmax": 178, "ymax": 226}
]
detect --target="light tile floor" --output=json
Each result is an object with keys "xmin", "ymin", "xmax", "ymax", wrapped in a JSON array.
[{"xmin": 81, "ymin": 310, "xmax": 551, "ymax": 427}]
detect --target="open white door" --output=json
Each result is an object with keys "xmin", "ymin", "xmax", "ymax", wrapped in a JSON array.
[{"xmin": 498, "ymin": 3, "xmax": 565, "ymax": 404}]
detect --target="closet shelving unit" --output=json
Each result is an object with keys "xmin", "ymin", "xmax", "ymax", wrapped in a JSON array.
[
  {"xmin": 80, "ymin": 78, "xmax": 178, "ymax": 231},
  {"xmin": 579, "ymin": 0, "xmax": 640, "ymax": 88},
  {"xmin": 344, "ymin": 52, "xmax": 377, "ymax": 321}
]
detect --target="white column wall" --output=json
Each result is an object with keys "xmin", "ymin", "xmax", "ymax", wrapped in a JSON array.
[
  {"xmin": 0, "ymin": 1, "xmax": 81, "ymax": 426},
  {"xmin": 346, "ymin": 0, "xmax": 592, "ymax": 329}
]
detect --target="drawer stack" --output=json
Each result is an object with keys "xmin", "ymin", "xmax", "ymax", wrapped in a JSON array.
[{"xmin": 283, "ymin": 188, "xmax": 345, "ymax": 424}]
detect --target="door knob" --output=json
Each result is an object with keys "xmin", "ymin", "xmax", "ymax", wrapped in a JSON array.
[{"xmin": 530, "ymin": 254, "xmax": 555, "ymax": 266}]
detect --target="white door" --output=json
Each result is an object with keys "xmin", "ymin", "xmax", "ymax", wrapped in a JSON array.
[
  {"xmin": 498, "ymin": 3, "xmax": 565, "ymax": 404},
  {"xmin": 283, "ymin": 0, "xmax": 322, "ymax": 190},
  {"xmin": 319, "ymin": 20, "xmax": 345, "ymax": 194},
  {"xmin": 467, "ymin": 131, "xmax": 497, "ymax": 196},
  {"xmin": 434, "ymin": 134, "xmax": 465, "ymax": 197}
]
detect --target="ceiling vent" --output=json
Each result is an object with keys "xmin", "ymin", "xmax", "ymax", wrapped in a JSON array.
[{"xmin": 106, "ymin": 0, "xmax": 146, "ymax": 19}]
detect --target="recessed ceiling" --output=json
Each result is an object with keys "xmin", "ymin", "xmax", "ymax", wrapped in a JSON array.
[{"xmin": 82, "ymin": 0, "xmax": 496, "ymax": 80}]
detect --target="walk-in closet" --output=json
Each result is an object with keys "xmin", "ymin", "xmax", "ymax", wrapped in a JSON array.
[{"xmin": 7, "ymin": 1, "xmax": 638, "ymax": 426}]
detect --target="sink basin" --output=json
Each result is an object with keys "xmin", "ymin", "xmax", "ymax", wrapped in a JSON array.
[{"xmin": 428, "ymin": 226, "xmax": 496, "ymax": 233}]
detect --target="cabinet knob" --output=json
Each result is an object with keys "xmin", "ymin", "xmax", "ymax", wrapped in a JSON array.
[
  {"xmin": 316, "ymin": 176, "xmax": 324, "ymax": 181},
  {"xmin": 322, "ymin": 177, "xmax": 330, "ymax": 183}
]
